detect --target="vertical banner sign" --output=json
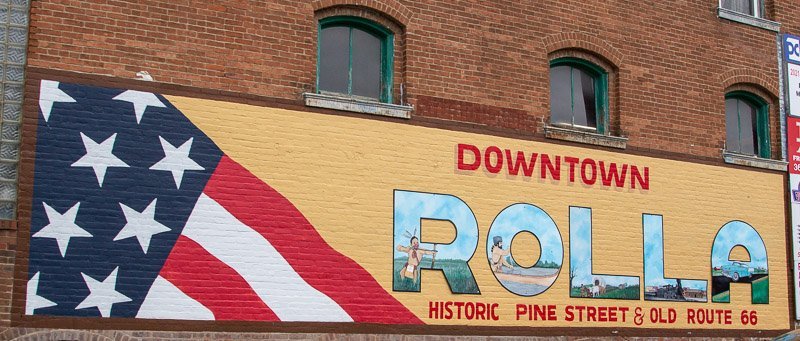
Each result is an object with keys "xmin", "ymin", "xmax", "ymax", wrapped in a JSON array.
[{"xmin": 784, "ymin": 33, "xmax": 800, "ymax": 320}]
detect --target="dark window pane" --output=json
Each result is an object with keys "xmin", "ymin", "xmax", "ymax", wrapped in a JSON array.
[
  {"xmin": 550, "ymin": 65, "xmax": 572, "ymax": 125},
  {"xmin": 578, "ymin": 68, "xmax": 596, "ymax": 128},
  {"xmin": 738, "ymin": 99, "xmax": 757, "ymax": 155},
  {"xmin": 721, "ymin": 0, "xmax": 754, "ymax": 15},
  {"xmin": 319, "ymin": 26, "xmax": 350, "ymax": 95},
  {"xmin": 351, "ymin": 28, "xmax": 382, "ymax": 99},
  {"xmin": 725, "ymin": 98, "xmax": 739, "ymax": 152}
]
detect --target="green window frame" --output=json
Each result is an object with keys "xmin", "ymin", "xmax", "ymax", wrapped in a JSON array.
[
  {"xmin": 549, "ymin": 57, "xmax": 609, "ymax": 134},
  {"xmin": 725, "ymin": 91, "xmax": 770, "ymax": 158},
  {"xmin": 317, "ymin": 16, "xmax": 394, "ymax": 103}
]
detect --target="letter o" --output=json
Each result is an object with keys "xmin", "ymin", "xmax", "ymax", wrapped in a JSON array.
[
  {"xmin": 484, "ymin": 146, "xmax": 504, "ymax": 173},
  {"xmin": 486, "ymin": 203, "xmax": 563, "ymax": 296}
]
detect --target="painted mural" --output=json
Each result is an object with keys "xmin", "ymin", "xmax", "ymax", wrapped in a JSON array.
[
  {"xmin": 643, "ymin": 215, "xmax": 708, "ymax": 302},
  {"xmin": 25, "ymin": 80, "xmax": 790, "ymax": 332},
  {"xmin": 710, "ymin": 221, "xmax": 769, "ymax": 304}
]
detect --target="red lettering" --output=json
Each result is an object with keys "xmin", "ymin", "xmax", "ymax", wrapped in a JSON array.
[
  {"xmin": 581, "ymin": 158, "xmax": 597, "ymax": 185},
  {"xmin": 430, "ymin": 301, "xmax": 499, "ymax": 320},
  {"xmin": 599, "ymin": 161, "xmax": 627, "ymax": 187},
  {"xmin": 464, "ymin": 302, "xmax": 475, "ymax": 319},
  {"xmin": 630, "ymin": 165, "xmax": 649, "ymax": 190},
  {"xmin": 505, "ymin": 150, "xmax": 537, "ymax": 176},
  {"xmin": 429, "ymin": 301, "xmax": 438, "ymax": 319},
  {"xmin": 586, "ymin": 306, "xmax": 597, "ymax": 321},
  {"xmin": 619, "ymin": 307, "xmax": 629, "ymax": 322},
  {"xmin": 516, "ymin": 304, "xmax": 527, "ymax": 320},
  {"xmin": 540, "ymin": 155, "xmax": 561, "ymax": 180},
  {"xmin": 574, "ymin": 305, "xmax": 586, "ymax": 321},
  {"xmin": 484, "ymin": 146, "xmax": 503, "ymax": 174},
  {"xmin": 598, "ymin": 306, "xmax": 608, "ymax": 322},
  {"xmin": 565, "ymin": 306, "xmax": 575, "ymax": 322},
  {"xmin": 686, "ymin": 309, "xmax": 732, "ymax": 325},
  {"xmin": 454, "ymin": 301, "xmax": 465, "ymax": 319},
  {"xmin": 564, "ymin": 306, "xmax": 630, "ymax": 323},
  {"xmin": 546, "ymin": 305, "xmax": 557, "ymax": 321},
  {"xmin": 607, "ymin": 307, "xmax": 617, "ymax": 322},
  {"xmin": 533, "ymin": 304, "xmax": 546, "ymax": 320},
  {"xmin": 564, "ymin": 156, "xmax": 579, "ymax": 183},
  {"xmin": 650, "ymin": 308, "xmax": 663, "ymax": 323},
  {"xmin": 457, "ymin": 144, "xmax": 481, "ymax": 171}
]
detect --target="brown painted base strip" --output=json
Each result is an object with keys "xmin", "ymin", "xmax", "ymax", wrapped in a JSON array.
[{"xmin": 8, "ymin": 315, "xmax": 791, "ymax": 338}]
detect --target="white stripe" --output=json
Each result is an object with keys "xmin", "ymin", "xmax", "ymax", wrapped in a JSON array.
[
  {"xmin": 181, "ymin": 193, "xmax": 352, "ymax": 322},
  {"xmin": 137, "ymin": 275, "xmax": 214, "ymax": 320}
]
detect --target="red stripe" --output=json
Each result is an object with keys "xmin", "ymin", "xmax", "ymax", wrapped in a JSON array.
[
  {"xmin": 160, "ymin": 235, "xmax": 279, "ymax": 321},
  {"xmin": 202, "ymin": 155, "xmax": 422, "ymax": 324}
]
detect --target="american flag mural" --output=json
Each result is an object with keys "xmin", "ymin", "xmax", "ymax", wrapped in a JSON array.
[{"xmin": 26, "ymin": 80, "xmax": 420, "ymax": 323}]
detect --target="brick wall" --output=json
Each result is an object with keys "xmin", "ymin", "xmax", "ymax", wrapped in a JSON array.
[
  {"xmin": 25, "ymin": 0, "xmax": 790, "ymax": 159},
  {"xmin": 775, "ymin": 0, "xmax": 800, "ymax": 36},
  {"xmin": 5, "ymin": 0, "xmax": 799, "ymax": 339}
]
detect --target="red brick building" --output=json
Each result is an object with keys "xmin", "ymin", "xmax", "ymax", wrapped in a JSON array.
[{"xmin": 0, "ymin": 0, "xmax": 799, "ymax": 339}]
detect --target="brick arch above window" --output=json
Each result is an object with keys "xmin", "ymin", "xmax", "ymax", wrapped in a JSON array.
[
  {"xmin": 542, "ymin": 32, "xmax": 624, "ymax": 69},
  {"xmin": 310, "ymin": 0, "xmax": 412, "ymax": 28},
  {"xmin": 719, "ymin": 68, "xmax": 779, "ymax": 100}
]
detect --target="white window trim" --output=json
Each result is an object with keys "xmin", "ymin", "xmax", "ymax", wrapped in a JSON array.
[
  {"xmin": 544, "ymin": 124, "xmax": 628, "ymax": 149},
  {"xmin": 717, "ymin": 4, "xmax": 780, "ymax": 32},
  {"xmin": 722, "ymin": 150, "xmax": 787, "ymax": 171},
  {"xmin": 303, "ymin": 92, "xmax": 412, "ymax": 119}
]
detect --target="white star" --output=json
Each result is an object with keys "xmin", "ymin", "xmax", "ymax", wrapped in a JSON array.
[
  {"xmin": 114, "ymin": 199, "xmax": 170, "ymax": 254},
  {"xmin": 76, "ymin": 267, "xmax": 131, "ymax": 317},
  {"xmin": 39, "ymin": 80, "xmax": 76, "ymax": 122},
  {"xmin": 26, "ymin": 272, "xmax": 56, "ymax": 315},
  {"xmin": 33, "ymin": 202, "xmax": 92, "ymax": 257},
  {"xmin": 112, "ymin": 90, "xmax": 166, "ymax": 124},
  {"xmin": 150, "ymin": 137, "xmax": 204, "ymax": 189},
  {"xmin": 71, "ymin": 133, "xmax": 129, "ymax": 187}
]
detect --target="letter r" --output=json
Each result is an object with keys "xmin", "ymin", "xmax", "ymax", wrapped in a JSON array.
[{"xmin": 392, "ymin": 190, "xmax": 480, "ymax": 294}]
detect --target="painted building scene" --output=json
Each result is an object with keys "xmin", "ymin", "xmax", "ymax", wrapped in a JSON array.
[{"xmin": 0, "ymin": 0, "xmax": 798, "ymax": 340}]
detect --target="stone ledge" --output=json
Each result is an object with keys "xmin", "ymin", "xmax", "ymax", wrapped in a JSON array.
[
  {"xmin": 544, "ymin": 125, "xmax": 628, "ymax": 149},
  {"xmin": 722, "ymin": 150, "xmax": 787, "ymax": 171},
  {"xmin": 303, "ymin": 92, "xmax": 412, "ymax": 119},
  {"xmin": 717, "ymin": 7, "xmax": 780, "ymax": 32}
]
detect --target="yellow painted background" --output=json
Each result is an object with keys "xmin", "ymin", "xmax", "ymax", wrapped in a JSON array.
[{"xmin": 168, "ymin": 96, "xmax": 789, "ymax": 330}]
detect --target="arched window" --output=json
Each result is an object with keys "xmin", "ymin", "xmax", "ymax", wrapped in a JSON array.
[
  {"xmin": 549, "ymin": 58, "xmax": 609, "ymax": 134},
  {"xmin": 725, "ymin": 91, "xmax": 770, "ymax": 158},
  {"xmin": 317, "ymin": 16, "xmax": 393, "ymax": 102}
]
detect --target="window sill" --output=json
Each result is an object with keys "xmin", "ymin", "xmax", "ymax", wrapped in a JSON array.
[
  {"xmin": 717, "ymin": 7, "xmax": 780, "ymax": 32},
  {"xmin": 303, "ymin": 93, "xmax": 412, "ymax": 119},
  {"xmin": 722, "ymin": 151, "xmax": 787, "ymax": 171},
  {"xmin": 544, "ymin": 125, "xmax": 628, "ymax": 149}
]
